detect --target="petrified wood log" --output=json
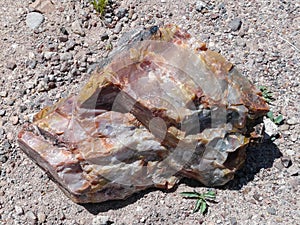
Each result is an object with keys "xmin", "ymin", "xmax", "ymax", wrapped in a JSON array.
[{"xmin": 18, "ymin": 25, "xmax": 269, "ymax": 203}]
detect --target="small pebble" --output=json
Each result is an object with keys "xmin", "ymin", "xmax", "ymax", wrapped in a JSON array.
[
  {"xmin": 48, "ymin": 82, "xmax": 56, "ymax": 89},
  {"xmin": 59, "ymin": 52, "xmax": 73, "ymax": 61},
  {"xmin": 287, "ymin": 164, "xmax": 299, "ymax": 176},
  {"xmin": 131, "ymin": 13, "xmax": 138, "ymax": 21},
  {"xmin": 128, "ymin": 9, "xmax": 134, "ymax": 19},
  {"xmin": 72, "ymin": 20, "xmax": 85, "ymax": 36},
  {"xmin": 101, "ymin": 33, "xmax": 109, "ymax": 41},
  {"xmin": 2, "ymin": 140, "xmax": 11, "ymax": 150},
  {"xmin": 28, "ymin": 52, "xmax": 35, "ymax": 60},
  {"xmin": 6, "ymin": 61, "xmax": 17, "ymax": 70},
  {"xmin": 66, "ymin": 40, "xmax": 76, "ymax": 51},
  {"xmin": 140, "ymin": 216, "xmax": 146, "ymax": 223},
  {"xmin": 59, "ymin": 36, "xmax": 69, "ymax": 42},
  {"xmin": 228, "ymin": 18, "xmax": 242, "ymax": 31},
  {"xmin": 0, "ymin": 91, "xmax": 7, "ymax": 97},
  {"xmin": 289, "ymin": 177, "xmax": 300, "ymax": 189},
  {"xmin": 10, "ymin": 116, "xmax": 19, "ymax": 125},
  {"xmin": 289, "ymin": 133, "xmax": 298, "ymax": 142},
  {"xmin": 210, "ymin": 13, "xmax": 219, "ymax": 20},
  {"xmin": 281, "ymin": 156, "xmax": 292, "ymax": 168},
  {"xmin": 287, "ymin": 117, "xmax": 298, "ymax": 125},
  {"xmin": 92, "ymin": 215, "xmax": 110, "ymax": 225},
  {"xmin": 279, "ymin": 124, "xmax": 289, "ymax": 131},
  {"xmin": 27, "ymin": 60, "xmax": 37, "ymax": 69},
  {"xmin": 15, "ymin": 205, "xmax": 24, "ymax": 216},
  {"xmin": 26, "ymin": 12, "xmax": 44, "ymax": 29},
  {"xmin": 37, "ymin": 212, "xmax": 46, "ymax": 223},
  {"xmin": 7, "ymin": 99, "xmax": 15, "ymax": 106},
  {"xmin": 116, "ymin": 8, "xmax": 127, "ymax": 19},
  {"xmin": 60, "ymin": 27, "xmax": 69, "ymax": 35},
  {"xmin": 26, "ymin": 211, "xmax": 37, "ymax": 221},
  {"xmin": 19, "ymin": 105, "xmax": 27, "ymax": 113},
  {"xmin": 0, "ymin": 110, "xmax": 6, "ymax": 116},
  {"xmin": 0, "ymin": 155, "xmax": 8, "ymax": 163},
  {"xmin": 263, "ymin": 118, "xmax": 278, "ymax": 139},
  {"xmin": 44, "ymin": 51, "xmax": 56, "ymax": 60},
  {"xmin": 105, "ymin": 18, "xmax": 113, "ymax": 24},
  {"xmin": 267, "ymin": 207, "xmax": 276, "ymax": 215},
  {"xmin": 195, "ymin": 0, "xmax": 207, "ymax": 12},
  {"xmin": 114, "ymin": 23, "xmax": 123, "ymax": 34},
  {"xmin": 230, "ymin": 217, "xmax": 238, "ymax": 225},
  {"xmin": 253, "ymin": 193, "xmax": 263, "ymax": 201},
  {"xmin": 286, "ymin": 149, "xmax": 295, "ymax": 156}
]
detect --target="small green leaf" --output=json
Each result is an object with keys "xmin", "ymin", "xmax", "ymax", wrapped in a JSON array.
[
  {"xmin": 106, "ymin": 42, "xmax": 113, "ymax": 51},
  {"xmin": 264, "ymin": 94, "xmax": 273, "ymax": 99},
  {"xmin": 180, "ymin": 192, "xmax": 200, "ymax": 198},
  {"xmin": 274, "ymin": 115, "xmax": 284, "ymax": 124},
  {"xmin": 203, "ymin": 191, "xmax": 216, "ymax": 200},
  {"xmin": 267, "ymin": 111, "xmax": 274, "ymax": 120},
  {"xmin": 271, "ymin": 136, "xmax": 276, "ymax": 141},
  {"xmin": 259, "ymin": 85, "xmax": 275, "ymax": 103},
  {"xmin": 91, "ymin": 0, "xmax": 108, "ymax": 16},
  {"xmin": 193, "ymin": 199, "xmax": 203, "ymax": 213},
  {"xmin": 259, "ymin": 86, "xmax": 267, "ymax": 92},
  {"xmin": 200, "ymin": 200, "xmax": 207, "ymax": 214}
]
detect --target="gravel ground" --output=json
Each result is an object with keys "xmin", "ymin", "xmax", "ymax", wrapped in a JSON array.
[{"xmin": 0, "ymin": 0, "xmax": 299, "ymax": 224}]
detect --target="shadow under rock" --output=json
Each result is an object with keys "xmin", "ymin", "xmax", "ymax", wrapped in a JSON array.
[
  {"xmin": 81, "ymin": 140, "xmax": 281, "ymax": 214},
  {"xmin": 223, "ymin": 140, "xmax": 282, "ymax": 190},
  {"xmin": 80, "ymin": 187, "xmax": 159, "ymax": 215}
]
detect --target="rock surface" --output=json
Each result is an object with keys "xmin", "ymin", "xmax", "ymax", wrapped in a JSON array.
[{"xmin": 18, "ymin": 25, "xmax": 269, "ymax": 203}]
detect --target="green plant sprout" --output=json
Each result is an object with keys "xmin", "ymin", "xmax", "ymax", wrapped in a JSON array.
[
  {"xmin": 105, "ymin": 41, "xmax": 113, "ymax": 51},
  {"xmin": 267, "ymin": 111, "xmax": 284, "ymax": 125},
  {"xmin": 258, "ymin": 85, "xmax": 284, "ymax": 125},
  {"xmin": 259, "ymin": 85, "xmax": 275, "ymax": 103},
  {"xmin": 90, "ymin": 0, "xmax": 108, "ymax": 16},
  {"xmin": 180, "ymin": 190, "xmax": 216, "ymax": 215}
]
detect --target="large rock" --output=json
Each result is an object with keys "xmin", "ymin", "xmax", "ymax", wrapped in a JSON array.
[{"xmin": 18, "ymin": 25, "xmax": 269, "ymax": 203}]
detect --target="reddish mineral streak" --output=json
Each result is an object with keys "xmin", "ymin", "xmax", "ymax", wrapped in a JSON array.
[{"xmin": 18, "ymin": 25, "xmax": 269, "ymax": 203}]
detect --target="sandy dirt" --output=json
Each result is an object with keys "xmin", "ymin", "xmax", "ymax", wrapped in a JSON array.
[{"xmin": 0, "ymin": 0, "xmax": 299, "ymax": 224}]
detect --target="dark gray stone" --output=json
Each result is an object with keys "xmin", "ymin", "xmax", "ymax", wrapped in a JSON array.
[
  {"xmin": 60, "ymin": 27, "xmax": 69, "ymax": 35},
  {"xmin": 0, "ymin": 155, "xmax": 8, "ymax": 163},
  {"xmin": 101, "ymin": 33, "xmax": 109, "ymax": 41},
  {"xmin": 267, "ymin": 207, "xmax": 276, "ymax": 215},
  {"xmin": 27, "ymin": 60, "xmax": 37, "ymax": 69},
  {"xmin": 66, "ymin": 40, "xmax": 76, "ymax": 51},
  {"xmin": 116, "ymin": 8, "xmax": 127, "ymax": 19},
  {"xmin": 230, "ymin": 217, "xmax": 238, "ymax": 225}
]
